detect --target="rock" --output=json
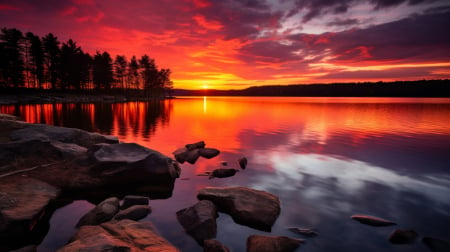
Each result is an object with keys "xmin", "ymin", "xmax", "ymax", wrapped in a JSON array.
[
  {"xmin": 92, "ymin": 143, "xmax": 181, "ymax": 182},
  {"xmin": 388, "ymin": 229, "xmax": 418, "ymax": 244},
  {"xmin": 186, "ymin": 141, "xmax": 206, "ymax": 150},
  {"xmin": 288, "ymin": 227, "xmax": 318, "ymax": 237},
  {"xmin": 121, "ymin": 195, "xmax": 149, "ymax": 209},
  {"xmin": 114, "ymin": 205, "xmax": 151, "ymax": 221},
  {"xmin": 0, "ymin": 176, "xmax": 59, "ymax": 238},
  {"xmin": 58, "ymin": 219, "xmax": 179, "ymax": 252},
  {"xmin": 247, "ymin": 235, "xmax": 304, "ymax": 252},
  {"xmin": 76, "ymin": 197, "xmax": 120, "ymax": 227},
  {"xmin": 351, "ymin": 214, "xmax": 396, "ymax": 226},
  {"xmin": 174, "ymin": 148, "xmax": 200, "ymax": 164},
  {"xmin": 199, "ymin": 148, "xmax": 220, "ymax": 159},
  {"xmin": 10, "ymin": 123, "xmax": 118, "ymax": 148},
  {"xmin": 238, "ymin": 157, "xmax": 247, "ymax": 169},
  {"xmin": 197, "ymin": 187, "xmax": 280, "ymax": 231},
  {"xmin": 209, "ymin": 169, "xmax": 239, "ymax": 179},
  {"xmin": 203, "ymin": 239, "xmax": 230, "ymax": 252},
  {"xmin": 422, "ymin": 237, "xmax": 450, "ymax": 252},
  {"xmin": 0, "ymin": 113, "xmax": 19, "ymax": 121},
  {"xmin": 176, "ymin": 200, "xmax": 218, "ymax": 243}
]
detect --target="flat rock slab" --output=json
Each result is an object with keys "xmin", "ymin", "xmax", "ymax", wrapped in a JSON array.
[
  {"xmin": 176, "ymin": 200, "xmax": 218, "ymax": 243},
  {"xmin": 0, "ymin": 176, "xmax": 60, "ymax": 235},
  {"xmin": 58, "ymin": 219, "xmax": 179, "ymax": 252},
  {"xmin": 247, "ymin": 235, "xmax": 304, "ymax": 252},
  {"xmin": 197, "ymin": 187, "xmax": 280, "ymax": 231},
  {"xmin": 76, "ymin": 197, "xmax": 120, "ymax": 227},
  {"xmin": 351, "ymin": 214, "xmax": 396, "ymax": 226}
]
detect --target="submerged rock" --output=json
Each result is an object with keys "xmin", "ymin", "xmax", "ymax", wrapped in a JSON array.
[
  {"xmin": 288, "ymin": 227, "xmax": 319, "ymax": 237},
  {"xmin": 203, "ymin": 239, "xmax": 230, "ymax": 252},
  {"xmin": 422, "ymin": 237, "xmax": 450, "ymax": 252},
  {"xmin": 209, "ymin": 169, "xmax": 239, "ymax": 179},
  {"xmin": 247, "ymin": 235, "xmax": 304, "ymax": 252},
  {"xmin": 176, "ymin": 200, "xmax": 218, "ymax": 243},
  {"xmin": 351, "ymin": 214, "xmax": 396, "ymax": 226},
  {"xmin": 389, "ymin": 229, "xmax": 418, "ymax": 244},
  {"xmin": 58, "ymin": 219, "xmax": 179, "ymax": 252},
  {"xmin": 197, "ymin": 187, "xmax": 280, "ymax": 231},
  {"xmin": 174, "ymin": 148, "xmax": 201, "ymax": 164},
  {"xmin": 199, "ymin": 148, "xmax": 220, "ymax": 159},
  {"xmin": 238, "ymin": 157, "xmax": 247, "ymax": 169},
  {"xmin": 76, "ymin": 197, "xmax": 120, "ymax": 227}
]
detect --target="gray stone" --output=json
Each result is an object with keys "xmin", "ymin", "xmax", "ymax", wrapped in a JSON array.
[
  {"xmin": 76, "ymin": 197, "xmax": 120, "ymax": 227},
  {"xmin": 114, "ymin": 205, "xmax": 151, "ymax": 221},
  {"xmin": 203, "ymin": 239, "xmax": 230, "ymax": 252},
  {"xmin": 199, "ymin": 148, "xmax": 220, "ymax": 159},
  {"xmin": 197, "ymin": 187, "xmax": 280, "ymax": 231},
  {"xmin": 247, "ymin": 235, "xmax": 304, "ymax": 252},
  {"xmin": 58, "ymin": 219, "xmax": 179, "ymax": 252},
  {"xmin": 176, "ymin": 200, "xmax": 218, "ymax": 243},
  {"xmin": 121, "ymin": 195, "xmax": 149, "ymax": 209},
  {"xmin": 351, "ymin": 214, "xmax": 396, "ymax": 226},
  {"xmin": 389, "ymin": 229, "xmax": 418, "ymax": 244},
  {"xmin": 209, "ymin": 169, "xmax": 239, "ymax": 179}
]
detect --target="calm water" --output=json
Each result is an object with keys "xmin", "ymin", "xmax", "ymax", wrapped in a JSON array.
[{"xmin": 2, "ymin": 97, "xmax": 450, "ymax": 252}]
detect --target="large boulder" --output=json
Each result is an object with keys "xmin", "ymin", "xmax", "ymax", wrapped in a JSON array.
[
  {"xmin": 247, "ymin": 235, "xmax": 304, "ymax": 252},
  {"xmin": 0, "ymin": 176, "xmax": 59, "ymax": 240},
  {"xmin": 91, "ymin": 143, "xmax": 181, "ymax": 183},
  {"xmin": 176, "ymin": 200, "xmax": 218, "ymax": 243},
  {"xmin": 197, "ymin": 187, "xmax": 280, "ymax": 231},
  {"xmin": 58, "ymin": 219, "xmax": 179, "ymax": 252},
  {"xmin": 76, "ymin": 197, "xmax": 120, "ymax": 227}
]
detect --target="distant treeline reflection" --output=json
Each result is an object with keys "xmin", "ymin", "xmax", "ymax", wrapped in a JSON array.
[{"xmin": 0, "ymin": 27, "xmax": 173, "ymax": 98}]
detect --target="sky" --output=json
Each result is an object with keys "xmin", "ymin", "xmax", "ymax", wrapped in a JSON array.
[{"xmin": 1, "ymin": 0, "xmax": 450, "ymax": 90}]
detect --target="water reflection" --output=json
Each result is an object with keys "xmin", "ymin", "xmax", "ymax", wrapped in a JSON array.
[{"xmin": 1, "ymin": 97, "xmax": 450, "ymax": 252}]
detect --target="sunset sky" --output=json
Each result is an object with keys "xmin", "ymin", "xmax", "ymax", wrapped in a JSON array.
[{"xmin": 1, "ymin": 0, "xmax": 449, "ymax": 89}]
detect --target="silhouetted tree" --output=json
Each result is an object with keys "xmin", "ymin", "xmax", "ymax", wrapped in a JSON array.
[
  {"xmin": 80, "ymin": 52, "xmax": 93, "ymax": 89},
  {"xmin": 43, "ymin": 33, "xmax": 60, "ymax": 90},
  {"xmin": 128, "ymin": 56, "xmax": 140, "ymax": 89},
  {"xmin": 0, "ymin": 28, "xmax": 25, "ymax": 88},
  {"xmin": 139, "ymin": 55, "xmax": 159, "ymax": 97},
  {"xmin": 60, "ymin": 39, "xmax": 84, "ymax": 90},
  {"xmin": 93, "ymin": 51, "xmax": 113, "ymax": 90},
  {"xmin": 25, "ymin": 32, "xmax": 45, "ymax": 89},
  {"xmin": 114, "ymin": 55, "xmax": 127, "ymax": 89}
]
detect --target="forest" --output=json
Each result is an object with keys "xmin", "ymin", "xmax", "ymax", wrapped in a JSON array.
[{"xmin": 0, "ymin": 27, "xmax": 173, "ymax": 98}]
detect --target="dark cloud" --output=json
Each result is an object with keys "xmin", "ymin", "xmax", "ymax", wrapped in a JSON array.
[
  {"xmin": 370, "ymin": 0, "xmax": 437, "ymax": 9},
  {"xmin": 239, "ymin": 40, "xmax": 302, "ymax": 63}
]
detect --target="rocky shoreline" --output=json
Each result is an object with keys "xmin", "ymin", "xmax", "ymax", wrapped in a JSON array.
[{"xmin": 1, "ymin": 113, "xmax": 449, "ymax": 252}]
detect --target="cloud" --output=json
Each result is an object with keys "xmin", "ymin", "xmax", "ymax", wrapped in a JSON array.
[{"xmin": 327, "ymin": 18, "xmax": 360, "ymax": 26}]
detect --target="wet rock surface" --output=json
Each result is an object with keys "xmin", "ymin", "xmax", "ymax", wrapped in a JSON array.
[
  {"xmin": 197, "ymin": 187, "xmax": 280, "ymax": 231},
  {"xmin": 121, "ymin": 195, "xmax": 149, "ymax": 209},
  {"xmin": 247, "ymin": 235, "xmax": 304, "ymax": 252},
  {"xmin": 176, "ymin": 200, "xmax": 218, "ymax": 243},
  {"xmin": 58, "ymin": 219, "xmax": 179, "ymax": 252}
]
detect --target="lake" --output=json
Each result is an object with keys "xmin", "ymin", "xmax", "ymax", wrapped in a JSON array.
[{"xmin": 1, "ymin": 96, "xmax": 450, "ymax": 252}]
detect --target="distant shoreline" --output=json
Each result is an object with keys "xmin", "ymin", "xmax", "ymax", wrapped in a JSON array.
[{"xmin": 1, "ymin": 79, "xmax": 449, "ymax": 105}]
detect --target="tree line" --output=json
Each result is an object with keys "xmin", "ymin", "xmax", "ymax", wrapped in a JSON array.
[{"xmin": 0, "ymin": 27, "xmax": 173, "ymax": 97}]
